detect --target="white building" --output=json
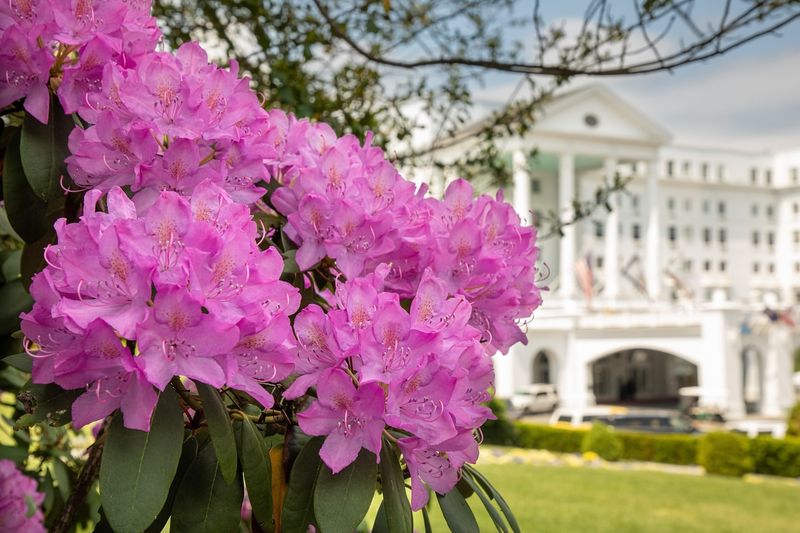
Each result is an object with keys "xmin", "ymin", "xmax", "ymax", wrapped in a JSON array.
[{"xmin": 425, "ymin": 85, "xmax": 800, "ymax": 419}]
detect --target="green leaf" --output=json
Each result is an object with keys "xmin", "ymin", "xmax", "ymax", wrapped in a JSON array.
[
  {"xmin": 0, "ymin": 206, "xmax": 22, "ymax": 242},
  {"xmin": 314, "ymin": 448, "xmax": 376, "ymax": 532},
  {"xmin": 379, "ymin": 442, "xmax": 413, "ymax": 533},
  {"xmin": 0, "ymin": 278, "xmax": 33, "ymax": 336},
  {"xmin": 282, "ymin": 436, "xmax": 324, "ymax": 532},
  {"xmin": 462, "ymin": 472, "xmax": 508, "ymax": 533},
  {"xmin": 2, "ymin": 352, "xmax": 31, "ymax": 373},
  {"xmin": 2, "ymin": 130, "xmax": 51, "ymax": 243},
  {"xmin": 436, "ymin": 488, "xmax": 479, "ymax": 533},
  {"xmin": 20, "ymin": 230, "xmax": 56, "ymax": 292},
  {"xmin": 421, "ymin": 506, "xmax": 433, "ymax": 533},
  {"xmin": 0, "ymin": 444, "xmax": 28, "ymax": 464},
  {"xmin": 196, "ymin": 383, "xmax": 237, "ymax": 484},
  {"xmin": 372, "ymin": 500, "xmax": 388, "ymax": 533},
  {"xmin": 464, "ymin": 465, "xmax": 520, "ymax": 533},
  {"xmin": 20, "ymin": 96, "xmax": 73, "ymax": 202},
  {"xmin": 171, "ymin": 437, "xmax": 244, "ymax": 533},
  {"xmin": 15, "ymin": 382, "xmax": 80, "ymax": 428},
  {"xmin": 236, "ymin": 417, "xmax": 273, "ymax": 533},
  {"xmin": 144, "ymin": 434, "xmax": 199, "ymax": 533},
  {"xmin": 0, "ymin": 249, "xmax": 21, "ymax": 283},
  {"xmin": 99, "ymin": 388, "xmax": 184, "ymax": 533}
]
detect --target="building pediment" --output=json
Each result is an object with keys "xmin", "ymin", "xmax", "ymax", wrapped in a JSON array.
[{"xmin": 532, "ymin": 85, "xmax": 672, "ymax": 146}]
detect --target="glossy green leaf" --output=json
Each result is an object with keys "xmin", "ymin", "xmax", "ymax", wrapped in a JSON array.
[
  {"xmin": 372, "ymin": 500, "xmax": 388, "ymax": 533},
  {"xmin": 314, "ymin": 448, "xmax": 376, "ymax": 532},
  {"xmin": 437, "ymin": 488, "xmax": 479, "ymax": 533},
  {"xmin": 99, "ymin": 389, "xmax": 184, "ymax": 533},
  {"xmin": 2, "ymin": 352, "xmax": 31, "ymax": 373},
  {"xmin": 0, "ymin": 249, "xmax": 21, "ymax": 283},
  {"xmin": 171, "ymin": 437, "xmax": 244, "ymax": 533},
  {"xmin": 15, "ymin": 383, "xmax": 80, "ymax": 428},
  {"xmin": 20, "ymin": 230, "xmax": 55, "ymax": 291},
  {"xmin": 236, "ymin": 417, "xmax": 273, "ymax": 532},
  {"xmin": 144, "ymin": 435, "xmax": 199, "ymax": 533},
  {"xmin": 196, "ymin": 383, "xmax": 237, "ymax": 484},
  {"xmin": 2, "ymin": 131, "xmax": 50, "ymax": 243},
  {"xmin": 421, "ymin": 506, "xmax": 433, "ymax": 533},
  {"xmin": 462, "ymin": 472, "xmax": 508, "ymax": 533},
  {"xmin": 464, "ymin": 464, "xmax": 520, "ymax": 533},
  {"xmin": 20, "ymin": 96, "xmax": 73, "ymax": 202},
  {"xmin": 0, "ymin": 278, "xmax": 32, "ymax": 336},
  {"xmin": 379, "ymin": 442, "xmax": 413, "ymax": 533},
  {"xmin": 281, "ymin": 436, "xmax": 323, "ymax": 532}
]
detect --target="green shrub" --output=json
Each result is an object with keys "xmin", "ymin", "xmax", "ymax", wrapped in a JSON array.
[
  {"xmin": 481, "ymin": 398, "xmax": 518, "ymax": 446},
  {"xmin": 515, "ymin": 423, "xmax": 586, "ymax": 453},
  {"xmin": 582, "ymin": 422, "xmax": 623, "ymax": 461},
  {"xmin": 786, "ymin": 403, "xmax": 800, "ymax": 438},
  {"xmin": 750, "ymin": 436, "xmax": 800, "ymax": 478},
  {"xmin": 697, "ymin": 432, "xmax": 753, "ymax": 477},
  {"xmin": 617, "ymin": 432, "xmax": 699, "ymax": 465}
]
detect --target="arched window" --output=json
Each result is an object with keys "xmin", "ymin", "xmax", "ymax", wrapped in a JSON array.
[{"xmin": 532, "ymin": 351, "xmax": 551, "ymax": 384}]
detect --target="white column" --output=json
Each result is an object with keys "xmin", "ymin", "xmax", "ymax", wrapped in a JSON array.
[
  {"xmin": 603, "ymin": 158, "xmax": 620, "ymax": 301},
  {"xmin": 559, "ymin": 152, "xmax": 576, "ymax": 299},
  {"xmin": 512, "ymin": 149, "xmax": 531, "ymax": 224},
  {"xmin": 761, "ymin": 325, "xmax": 793, "ymax": 417},
  {"xmin": 775, "ymin": 196, "xmax": 793, "ymax": 305},
  {"xmin": 644, "ymin": 159, "xmax": 661, "ymax": 300},
  {"xmin": 493, "ymin": 346, "xmax": 518, "ymax": 399}
]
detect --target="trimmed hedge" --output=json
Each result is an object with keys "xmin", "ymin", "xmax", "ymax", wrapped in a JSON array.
[
  {"xmin": 515, "ymin": 423, "xmax": 586, "ymax": 453},
  {"xmin": 750, "ymin": 435, "xmax": 800, "ymax": 478},
  {"xmin": 482, "ymin": 398, "xmax": 518, "ymax": 446},
  {"xmin": 618, "ymin": 432, "xmax": 698, "ymax": 466},
  {"xmin": 582, "ymin": 423, "xmax": 623, "ymax": 461},
  {"xmin": 697, "ymin": 431, "xmax": 754, "ymax": 477},
  {"xmin": 499, "ymin": 422, "xmax": 800, "ymax": 478}
]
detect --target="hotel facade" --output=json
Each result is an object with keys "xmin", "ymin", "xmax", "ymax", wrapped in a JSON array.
[{"xmin": 422, "ymin": 85, "xmax": 799, "ymax": 420}]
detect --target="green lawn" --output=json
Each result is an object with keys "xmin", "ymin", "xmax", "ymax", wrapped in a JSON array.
[{"xmin": 403, "ymin": 463, "xmax": 800, "ymax": 532}]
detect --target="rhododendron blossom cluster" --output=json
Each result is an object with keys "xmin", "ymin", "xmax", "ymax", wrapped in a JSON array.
[
  {"xmin": 0, "ymin": 459, "xmax": 45, "ymax": 532},
  {"xmin": 2, "ymin": 0, "xmax": 542, "ymax": 514}
]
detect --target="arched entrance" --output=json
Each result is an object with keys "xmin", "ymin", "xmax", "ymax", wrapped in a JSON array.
[
  {"xmin": 741, "ymin": 346, "xmax": 763, "ymax": 414},
  {"xmin": 532, "ymin": 350, "xmax": 553, "ymax": 384},
  {"xmin": 590, "ymin": 349, "xmax": 698, "ymax": 407}
]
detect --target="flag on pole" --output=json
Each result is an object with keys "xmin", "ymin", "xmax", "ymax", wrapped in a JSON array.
[{"xmin": 575, "ymin": 252, "xmax": 594, "ymax": 307}]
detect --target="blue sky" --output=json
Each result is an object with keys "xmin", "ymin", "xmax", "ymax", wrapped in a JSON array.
[{"xmin": 467, "ymin": 3, "xmax": 800, "ymax": 151}]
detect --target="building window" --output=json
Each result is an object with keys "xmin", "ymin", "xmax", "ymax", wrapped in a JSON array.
[
  {"xmin": 750, "ymin": 168, "xmax": 758, "ymax": 184},
  {"xmin": 753, "ymin": 262, "xmax": 760, "ymax": 274},
  {"xmin": 682, "ymin": 161, "xmax": 691, "ymax": 176},
  {"xmin": 767, "ymin": 232, "xmax": 775, "ymax": 246},
  {"xmin": 794, "ymin": 202, "xmax": 799, "ymax": 215},
  {"xmin": 594, "ymin": 222, "xmax": 604, "ymax": 238},
  {"xmin": 703, "ymin": 228, "xmax": 711, "ymax": 243},
  {"xmin": 683, "ymin": 260, "xmax": 692, "ymax": 273},
  {"xmin": 717, "ymin": 164, "xmax": 725, "ymax": 181},
  {"xmin": 703, "ymin": 260, "xmax": 711, "ymax": 272},
  {"xmin": 701, "ymin": 163, "xmax": 709, "ymax": 180},
  {"xmin": 668, "ymin": 226, "xmax": 677, "ymax": 242},
  {"xmin": 751, "ymin": 204, "xmax": 759, "ymax": 216},
  {"xmin": 719, "ymin": 261, "xmax": 726, "ymax": 272},
  {"xmin": 718, "ymin": 201, "xmax": 725, "ymax": 217},
  {"xmin": 765, "ymin": 169, "xmax": 772, "ymax": 185},
  {"xmin": 795, "ymin": 262, "xmax": 800, "ymax": 274},
  {"xmin": 719, "ymin": 228, "xmax": 727, "ymax": 244},
  {"xmin": 597, "ymin": 256, "xmax": 604, "ymax": 269},
  {"xmin": 794, "ymin": 230, "xmax": 800, "ymax": 244},
  {"xmin": 531, "ymin": 179, "xmax": 541, "ymax": 194},
  {"xmin": 631, "ymin": 195, "xmax": 640, "ymax": 210},
  {"xmin": 702, "ymin": 200, "xmax": 710, "ymax": 214},
  {"xmin": 792, "ymin": 167, "xmax": 799, "ymax": 184},
  {"xmin": 768, "ymin": 263, "xmax": 775, "ymax": 274},
  {"xmin": 752, "ymin": 231, "xmax": 760, "ymax": 246},
  {"xmin": 767, "ymin": 205, "xmax": 774, "ymax": 218},
  {"xmin": 632, "ymin": 224, "xmax": 641, "ymax": 240},
  {"xmin": 666, "ymin": 160, "xmax": 674, "ymax": 177}
]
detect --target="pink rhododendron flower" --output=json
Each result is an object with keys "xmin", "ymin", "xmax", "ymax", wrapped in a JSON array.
[
  {"xmin": 0, "ymin": 460, "xmax": 45, "ymax": 533},
  {"xmin": 297, "ymin": 368, "xmax": 385, "ymax": 473}
]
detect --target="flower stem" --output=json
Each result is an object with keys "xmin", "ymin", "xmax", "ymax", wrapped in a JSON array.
[{"xmin": 170, "ymin": 377, "xmax": 203, "ymax": 412}]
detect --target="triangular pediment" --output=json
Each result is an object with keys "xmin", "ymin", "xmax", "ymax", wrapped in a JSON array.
[{"xmin": 532, "ymin": 85, "xmax": 672, "ymax": 145}]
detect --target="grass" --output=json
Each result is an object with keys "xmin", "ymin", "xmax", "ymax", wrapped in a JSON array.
[{"xmin": 385, "ymin": 463, "xmax": 800, "ymax": 532}]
